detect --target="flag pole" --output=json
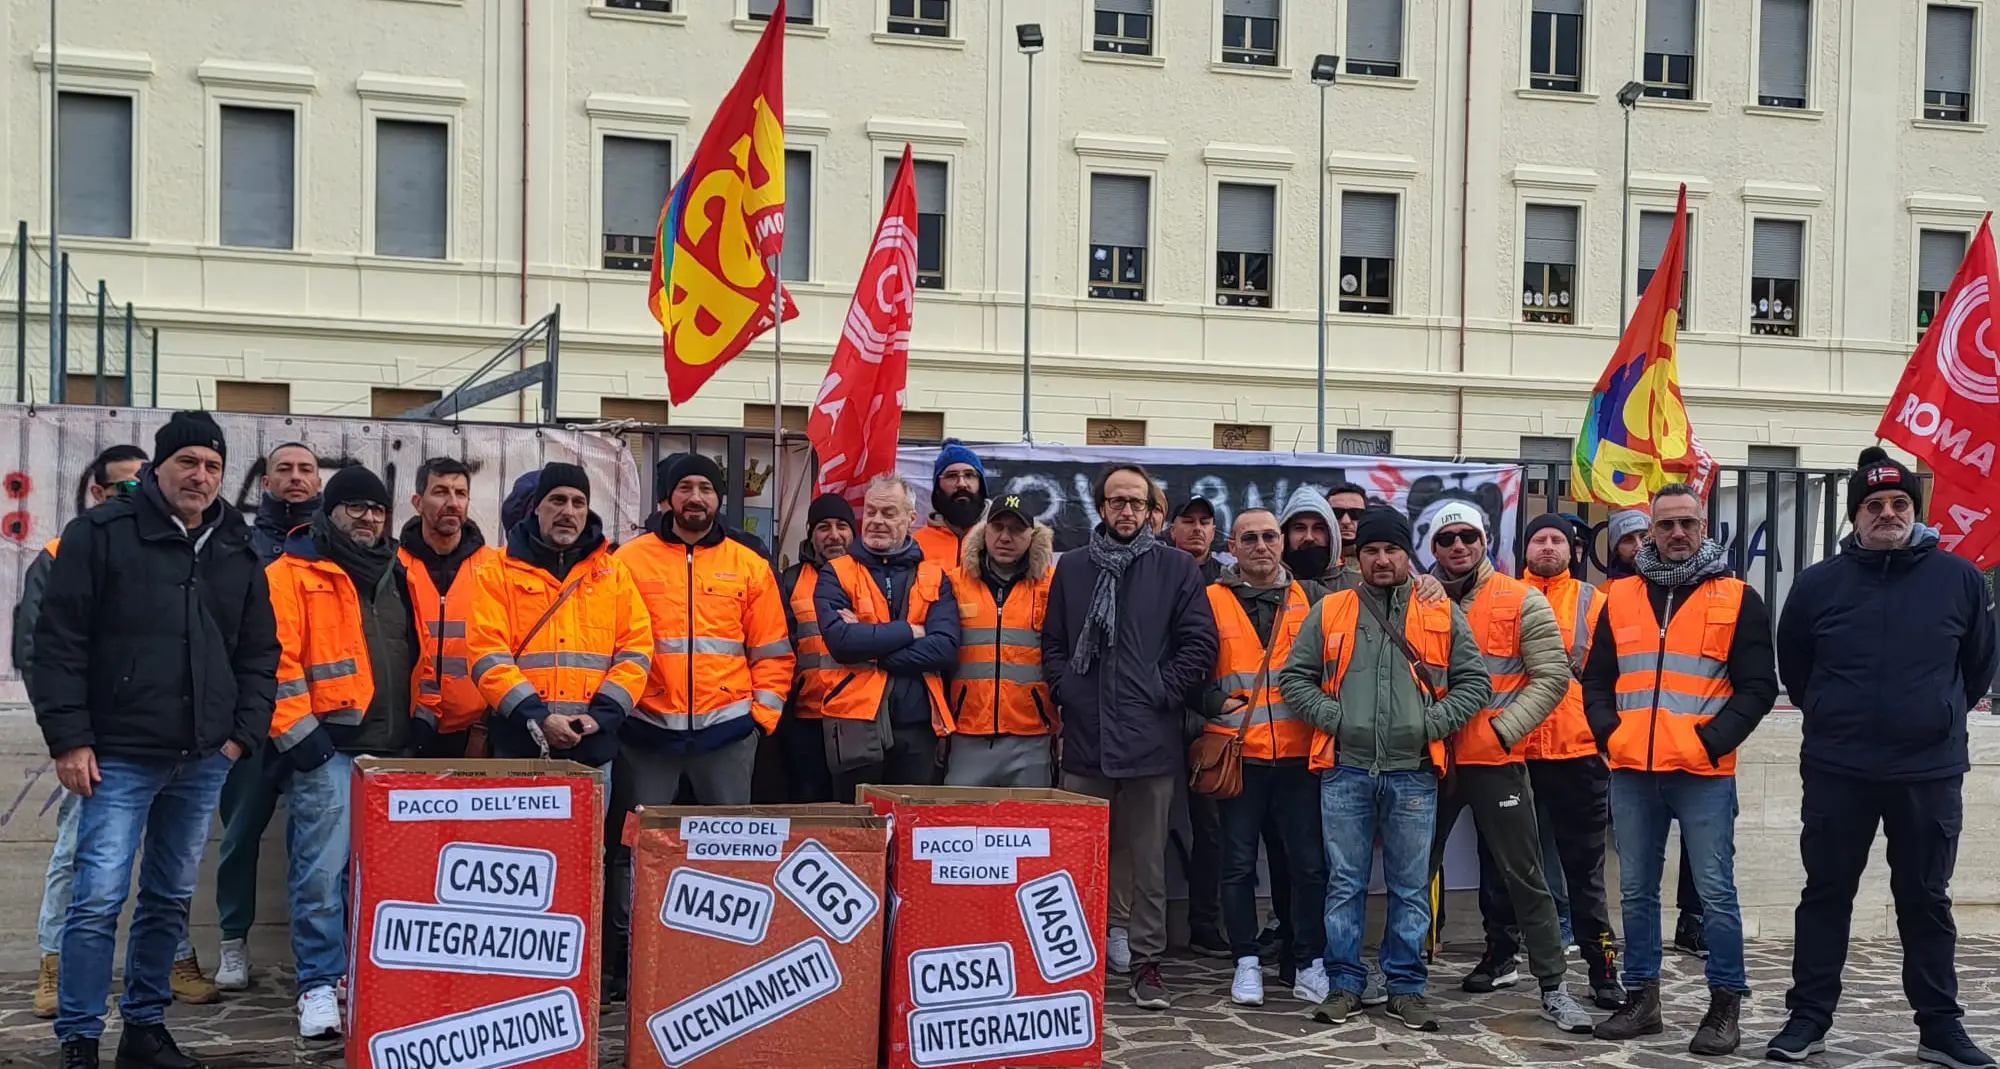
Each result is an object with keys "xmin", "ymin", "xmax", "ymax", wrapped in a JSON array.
[{"xmin": 768, "ymin": 259, "xmax": 784, "ymax": 567}]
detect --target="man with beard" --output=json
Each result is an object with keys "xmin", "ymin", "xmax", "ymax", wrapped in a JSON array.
[
  {"xmin": 397, "ymin": 458, "xmax": 497, "ymax": 759},
  {"xmin": 914, "ymin": 440, "xmax": 987, "ymax": 565},
  {"xmin": 249, "ymin": 442, "xmax": 321, "ymax": 564},
  {"xmin": 1766, "ymin": 449, "xmax": 1997, "ymax": 1069},
  {"xmin": 1326, "ymin": 483, "xmax": 1369, "ymax": 569},
  {"xmin": 1169, "ymin": 496, "xmax": 1225, "ymax": 582},
  {"xmin": 1585, "ymin": 484, "xmax": 1776, "ymax": 1055},
  {"xmin": 1604, "ymin": 508, "xmax": 1648, "ymax": 580},
  {"xmin": 654, "ymin": 455, "xmax": 769, "ymax": 557},
  {"xmin": 945, "ymin": 494, "xmax": 1056, "ymax": 788},
  {"xmin": 264, "ymin": 465, "xmax": 416, "ymax": 1040},
  {"xmin": 779, "ymin": 493, "xmax": 856, "ymax": 802}
]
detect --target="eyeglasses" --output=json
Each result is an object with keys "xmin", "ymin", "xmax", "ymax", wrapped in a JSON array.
[
  {"xmin": 99, "ymin": 479, "xmax": 138, "ymax": 497},
  {"xmin": 1431, "ymin": 530, "xmax": 1482, "ymax": 548},
  {"xmin": 1235, "ymin": 530, "xmax": 1282, "ymax": 545},
  {"xmin": 1102, "ymin": 496, "xmax": 1149, "ymax": 515},
  {"xmin": 1653, "ymin": 516, "xmax": 1702, "ymax": 532},
  {"xmin": 338, "ymin": 502, "xmax": 388, "ymax": 520},
  {"xmin": 1862, "ymin": 496, "xmax": 1913, "ymax": 516},
  {"xmin": 1330, "ymin": 507, "xmax": 1365, "ymax": 521}
]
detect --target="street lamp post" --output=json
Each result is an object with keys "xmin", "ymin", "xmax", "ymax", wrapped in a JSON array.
[
  {"xmin": 1311, "ymin": 54, "xmax": 1338, "ymax": 453},
  {"xmin": 1016, "ymin": 24, "xmax": 1044, "ymax": 443},
  {"xmin": 1617, "ymin": 80, "xmax": 1644, "ymax": 327}
]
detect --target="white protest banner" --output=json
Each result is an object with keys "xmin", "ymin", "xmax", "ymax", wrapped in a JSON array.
[
  {"xmin": 435, "ymin": 844, "xmax": 558, "ymax": 913},
  {"xmin": 775, "ymin": 838, "xmax": 880, "ymax": 944},
  {"xmin": 370, "ymin": 901, "xmax": 585, "ymax": 980},
  {"xmin": 907, "ymin": 943, "xmax": 1016, "ymax": 1009},
  {"xmin": 658, "ymin": 868, "xmax": 774, "ymax": 946},
  {"xmin": 905, "ymin": 991, "xmax": 1097, "ymax": 1068},
  {"xmin": 368, "ymin": 988, "xmax": 584, "ymax": 1069}
]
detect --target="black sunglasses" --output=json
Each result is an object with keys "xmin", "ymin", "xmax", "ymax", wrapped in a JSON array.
[
  {"xmin": 1330, "ymin": 507, "xmax": 1365, "ymax": 521},
  {"xmin": 1432, "ymin": 529, "xmax": 1482, "ymax": 548}
]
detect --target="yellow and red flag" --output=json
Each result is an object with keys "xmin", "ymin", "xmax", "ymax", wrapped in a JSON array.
[{"xmin": 648, "ymin": 0, "xmax": 795, "ymax": 404}]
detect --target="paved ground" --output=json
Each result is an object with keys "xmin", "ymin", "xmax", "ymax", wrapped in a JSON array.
[{"xmin": 0, "ymin": 937, "xmax": 1987, "ymax": 1067}]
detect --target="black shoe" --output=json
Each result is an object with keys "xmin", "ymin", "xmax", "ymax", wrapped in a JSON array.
[
  {"xmin": 1919, "ymin": 1026, "xmax": 1999, "ymax": 1069},
  {"xmin": 115, "ymin": 1024, "xmax": 205, "ymax": 1069},
  {"xmin": 1255, "ymin": 924, "xmax": 1285, "ymax": 963},
  {"xmin": 1277, "ymin": 957, "xmax": 1297, "ymax": 989},
  {"xmin": 1187, "ymin": 925, "xmax": 1234, "ymax": 960},
  {"xmin": 602, "ymin": 937, "xmax": 628, "ymax": 1004},
  {"xmin": 61, "ymin": 1039, "xmax": 100, "ymax": 1069},
  {"xmin": 1765, "ymin": 1017, "xmax": 1828, "ymax": 1062},
  {"xmin": 1674, "ymin": 913, "xmax": 1710, "ymax": 959},
  {"xmin": 1460, "ymin": 950, "xmax": 1520, "ymax": 993},
  {"xmin": 1585, "ymin": 937, "xmax": 1626, "ymax": 1011}
]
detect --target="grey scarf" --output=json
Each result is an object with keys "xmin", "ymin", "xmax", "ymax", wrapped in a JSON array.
[
  {"xmin": 1636, "ymin": 538, "xmax": 1729, "ymax": 588},
  {"xmin": 1073, "ymin": 522, "xmax": 1158, "ymax": 675}
]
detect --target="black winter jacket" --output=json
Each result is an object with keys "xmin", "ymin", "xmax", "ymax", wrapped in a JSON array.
[
  {"xmin": 251, "ymin": 492, "xmax": 317, "ymax": 565},
  {"xmin": 12, "ymin": 544, "xmax": 56, "ymax": 696},
  {"xmin": 1777, "ymin": 527, "xmax": 1998, "ymax": 782},
  {"xmin": 31, "ymin": 477, "xmax": 280, "ymax": 759}
]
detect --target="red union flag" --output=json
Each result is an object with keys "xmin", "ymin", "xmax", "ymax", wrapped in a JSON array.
[
  {"xmin": 807, "ymin": 146, "xmax": 918, "ymax": 505},
  {"xmin": 1876, "ymin": 214, "xmax": 2000, "ymax": 562}
]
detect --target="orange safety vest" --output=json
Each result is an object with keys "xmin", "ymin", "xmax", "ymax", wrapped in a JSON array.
[
  {"xmin": 948, "ymin": 564, "xmax": 1053, "ymax": 736},
  {"xmin": 465, "ymin": 545, "xmax": 654, "ymax": 725},
  {"xmin": 788, "ymin": 565, "xmax": 831, "ymax": 719},
  {"xmin": 398, "ymin": 543, "xmax": 500, "ymax": 734},
  {"xmin": 1306, "ymin": 588, "xmax": 1452, "ymax": 774},
  {"xmin": 913, "ymin": 524, "xmax": 961, "ymax": 567},
  {"xmin": 42, "ymin": 537, "xmax": 58, "ymax": 558},
  {"xmin": 1520, "ymin": 570, "xmax": 1602, "ymax": 761},
  {"xmin": 821, "ymin": 555, "xmax": 955, "ymax": 735},
  {"xmin": 1451, "ymin": 572, "xmax": 1533, "ymax": 766},
  {"xmin": 1603, "ymin": 574, "xmax": 1744, "ymax": 775},
  {"xmin": 265, "ymin": 554, "xmax": 385, "ymax": 751},
  {"xmin": 1203, "ymin": 581, "xmax": 1314, "ymax": 760},
  {"xmin": 615, "ymin": 533, "xmax": 794, "ymax": 735}
]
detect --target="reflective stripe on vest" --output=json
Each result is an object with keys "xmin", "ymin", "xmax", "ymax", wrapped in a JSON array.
[
  {"xmin": 617, "ymin": 533, "xmax": 792, "ymax": 734},
  {"xmin": 822, "ymin": 555, "xmax": 954, "ymax": 735},
  {"xmin": 1305, "ymin": 588, "xmax": 1452, "ymax": 774},
  {"xmin": 1519, "ymin": 573, "xmax": 1600, "ymax": 762},
  {"xmin": 1604, "ymin": 574, "xmax": 1744, "ymax": 776},
  {"xmin": 268, "ymin": 553, "xmax": 381, "ymax": 751},
  {"xmin": 948, "ymin": 563, "xmax": 1053, "ymax": 737},
  {"xmin": 1451, "ymin": 572, "xmax": 1532, "ymax": 766},
  {"xmin": 398, "ymin": 544, "xmax": 498, "ymax": 735},
  {"xmin": 1204, "ymin": 581, "xmax": 1312, "ymax": 761},
  {"xmin": 790, "ymin": 567, "xmax": 835, "ymax": 718}
]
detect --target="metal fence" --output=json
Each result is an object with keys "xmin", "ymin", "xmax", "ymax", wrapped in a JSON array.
[{"xmin": 0, "ymin": 221, "xmax": 160, "ymax": 408}]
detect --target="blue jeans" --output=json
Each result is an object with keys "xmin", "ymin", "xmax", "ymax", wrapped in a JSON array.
[
  {"xmin": 57, "ymin": 752, "xmax": 231, "ymax": 1042},
  {"xmin": 286, "ymin": 752, "xmax": 353, "ymax": 994},
  {"xmin": 1608, "ymin": 769, "xmax": 1747, "ymax": 991},
  {"xmin": 1322, "ymin": 766, "xmax": 1437, "ymax": 996},
  {"xmin": 40, "ymin": 791, "xmax": 198, "ymax": 960}
]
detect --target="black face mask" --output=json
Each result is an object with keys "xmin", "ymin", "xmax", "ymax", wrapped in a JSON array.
[
  {"xmin": 933, "ymin": 487, "xmax": 985, "ymax": 529},
  {"xmin": 1284, "ymin": 542, "xmax": 1332, "ymax": 580}
]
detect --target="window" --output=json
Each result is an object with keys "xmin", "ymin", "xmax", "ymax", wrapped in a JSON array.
[
  {"xmin": 1214, "ymin": 423, "xmax": 1272, "ymax": 450},
  {"xmin": 601, "ymin": 136, "xmax": 673, "ymax": 271},
  {"xmin": 373, "ymin": 387, "xmax": 441, "ymax": 418},
  {"xmin": 1088, "ymin": 174, "xmax": 1150, "ymax": 300},
  {"xmin": 886, "ymin": 158, "xmax": 948, "ymax": 289},
  {"xmin": 375, "ymin": 119, "xmax": 449, "ymax": 259},
  {"xmin": 1925, "ymin": 5, "xmax": 1976, "ymax": 122},
  {"xmin": 57, "ymin": 93, "xmax": 134, "ymax": 239},
  {"xmin": 1094, "ymin": 0, "xmax": 1154, "ymax": 55},
  {"xmin": 901, "ymin": 410, "xmax": 946, "ymax": 440},
  {"xmin": 1519, "ymin": 435, "xmax": 1573, "ymax": 503},
  {"xmin": 66, "ymin": 374, "xmax": 128, "ymax": 406},
  {"xmin": 1750, "ymin": 218, "xmax": 1803, "ymax": 337},
  {"xmin": 1635, "ymin": 209, "xmax": 1692, "ymax": 326},
  {"xmin": 1643, "ymin": 0, "xmax": 1697, "ymax": 99},
  {"xmin": 1918, "ymin": 228, "xmax": 1967, "ymax": 339},
  {"xmin": 780, "ymin": 150, "xmax": 811, "ymax": 281},
  {"xmin": 218, "ymin": 107, "xmax": 295, "ymax": 250},
  {"xmin": 1337, "ymin": 430, "xmax": 1393, "ymax": 455},
  {"xmin": 1522, "ymin": 204, "xmax": 1579, "ymax": 324},
  {"xmin": 1747, "ymin": 444, "xmax": 1798, "ymax": 469},
  {"xmin": 215, "ymin": 380, "xmax": 289, "ymax": 414},
  {"xmin": 1215, "ymin": 183, "xmax": 1275, "ymax": 308},
  {"xmin": 602, "ymin": 398, "xmax": 670, "ymax": 423},
  {"xmin": 606, "ymin": 0, "xmax": 671, "ymax": 11},
  {"xmin": 744, "ymin": 403, "xmax": 810, "ymax": 432},
  {"xmin": 888, "ymin": 0, "xmax": 949, "ymax": 36},
  {"xmin": 1757, "ymin": 0, "xmax": 1810, "ymax": 107},
  {"xmin": 1086, "ymin": 418, "xmax": 1147, "ymax": 445},
  {"xmin": 1529, "ymin": 0, "xmax": 1585, "ymax": 92},
  {"xmin": 1346, "ymin": 0, "xmax": 1404, "ymax": 76},
  {"xmin": 749, "ymin": 0, "xmax": 813, "ymax": 23},
  {"xmin": 1222, "ymin": 0, "xmax": 1282, "ymax": 66},
  {"xmin": 1339, "ymin": 191, "xmax": 1398, "ymax": 314}
]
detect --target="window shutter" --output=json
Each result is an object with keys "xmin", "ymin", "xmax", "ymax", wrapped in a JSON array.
[
  {"xmin": 781, "ymin": 150, "xmax": 812, "ymax": 280},
  {"xmin": 57, "ymin": 94, "xmax": 133, "ymax": 239},
  {"xmin": 1637, "ymin": 211, "xmax": 1676, "ymax": 269},
  {"xmin": 1752, "ymin": 219, "xmax": 1804, "ymax": 279},
  {"xmin": 219, "ymin": 107, "xmax": 294, "ymax": 250},
  {"xmin": 1340, "ymin": 192, "xmax": 1397, "ymax": 259},
  {"xmin": 887, "ymin": 158, "xmax": 948, "ymax": 215},
  {"xmin": 1747, "ymin": 445, "xmax": 1798, "ymax": 468},
  {"xmin": 1347, "ymin": 0, "xmax": 1404, "ymax": 62},
  {"xmin": 1224, "ymin": 0, "xmax": 1280, "ymax": 18},
  {"xmin": 1926, "ymin": 5, "xmax": 1975, "ymax": 94},
  {"xmin": 601, "ymin": 137, "xmax": 674, "ymax": 240},
  {"xmin": 1090, "ymin": 174, "xmax": 1150, "ymax": 247},
  {"xmin": 1533, "ymin": 0, "xmax": 1585, "ymax": 14},
  {"xmin": 1919, "ymin": 229, "xmax": 1967, "ymax": 292},
  {"xmin": 1524, "ymin": 204, "xmax": 1578, "ymax": 265},
  {"xmin": 1758, "ymin": 0, "xmax": 1810, "ymax": 101},
  {"xmin": 1645, "ymin": 0, "xmax": 1696, "ymax": 53},
  {"xmin": 750, "ymin": 0, "xmax": 811, "ymax": 17},
  {"xmin": 1099, "ymin": 0, "xmax": 1152, "ymax": 12},
  {"xmin": 1216, "ymin": 184, "xmax": 1275, "ymax": 255},
  {"xmin": 375, "ymin": 120, "xmax": 449, "ymax": 259}
]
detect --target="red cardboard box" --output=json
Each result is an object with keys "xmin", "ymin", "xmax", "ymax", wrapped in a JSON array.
[
  {"xmin": 863, "ymin": 786, "xmax": 1110, "ymax": 1069},
  {"xmin": 627, "ymin": 805, "xmax": 891, "ymax": 1069},
  {"xmin": 348, "ymin": 758, "xmax": 606, "ymax": 1069}
]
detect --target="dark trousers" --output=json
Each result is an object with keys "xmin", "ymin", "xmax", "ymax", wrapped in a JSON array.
[
  {"xmin": 777, "ymin": 714, "xmax": 834, "ymax": 803},
  {"xmin": 1186, "ymin": 792, "xmax": 1223, "ymax": 935},
  {"xmin": 214, "ymin": 749, "xmax": 280, "ymax": 941},
  {"xmin": 830, "ymin": 723, "xmax": 939, "ymax": 801},
  {"xmin": 1679, "ymin": 845, "xmax": 1703, "ymax": 917},
  {"xmin": 1219, "ymin": 762, "xmax": 1326, "ymax": 966},
  {"xmin": 1430, "ymin": 762, "xmax": 1568, "ymax": 986},
  {"xmin": 1785, "ymin": 768, "xmax": 1964, "ymax": 1032},
  {"xmin": 1479, "ymin": 756, "xmax": 1614, "ymax": 959}
]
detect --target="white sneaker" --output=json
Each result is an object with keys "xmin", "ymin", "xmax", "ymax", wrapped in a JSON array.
[
  {"xmin": 1293, "ymin": 958, "xmax": 1331, "ymax": 1004},
  {"xmin": 1230, "ymin": 956, "xmax": 1265, "ymax": 1006},
  {"xmin": 214, "ymin": 939, "xmax": 250, "ymax": 991},
  {"xmin": 1107, "ymin": 927, "xmax": 1131, "ymax": 975},
  {"xmin": 297, "ymin": 985, "xmax": 341, "ymax": 1039}
]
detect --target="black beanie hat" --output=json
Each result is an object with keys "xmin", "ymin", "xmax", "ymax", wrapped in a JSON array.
[
  {"xmin": 1523, "ymin": 512, "xmax": 1578, "ymax": 548},
  {"xmin": 1352, "ymin": 506, "xmax": 1414, "ymax": 556},
  {"xmin": 154, "ymin": 410, "xmax": 227, "ymax": 465},
  {"xmin": 533, "ymin": 462, "xmax": 590, "ymax": 509},
  {"xmin": 322, "ymin": 465, "xmax": 390, "ymax": 514},
  {"xmin": 807, "ymin": 492, "xmax": 855, "ymax": 530},
  {"xmin": 1848, "ymin": 446, "xmax": 1922, "ymax": 520},
  {"xmin": 655, "ymin": 452, "xmax": 727, "ymax": 502}
]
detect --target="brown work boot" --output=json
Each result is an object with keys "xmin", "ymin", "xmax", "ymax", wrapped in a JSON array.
[
  {"xmin": 1594, "ymin": 978, "xmax": 1663, "ymax": 1040},
  {"xmin": 170, "ymin": 953, "xmax": 219, "ymax": 1005},
  {"xmin": 1688, "ymin": 986, "xmax": 1742, "ymax": 1056},
  {"xmin": 33, "ymin": 952, "xmax": 58, "ymax": 1018}
]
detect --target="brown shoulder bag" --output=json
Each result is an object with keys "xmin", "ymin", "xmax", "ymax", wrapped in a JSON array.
[{"xmin": 1188, "ymin": 642, "xmax": 1276, "ymax": 800}]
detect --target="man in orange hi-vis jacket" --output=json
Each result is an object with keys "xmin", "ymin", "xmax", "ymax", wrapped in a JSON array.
[{"xmin": 396, "ymin": 457, "xmax": 499, "ymax": 758}]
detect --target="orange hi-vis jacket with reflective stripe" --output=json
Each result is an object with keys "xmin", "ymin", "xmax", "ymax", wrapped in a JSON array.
[
  {"xmin": 1451, "ymin": 572, "xmax": 1533, "ymax": 766},
  {"xmin": 1204, "ymin": 581, "xmax": 1314, "ymax": 761},
  {"xmin": 947, "ymin": 564, "xmax": 1053, "ymax": 737},
  {"xmin": 615, "ymin": 531, "xmax": 794, "ymax": 735},
  {"xmin": 464, "ymin": 544, "xmax": 653, "ymax": 726},
  {"xmin": 788, "ymin": 566, "xmax": 831, "ymax": 720},
  {"xmin": 1306, "ymin": 589, "xmax": 1452, "ymax": 774},
  {"xmin": 822, "ymin": 554, "xmax": 955, "ymax": 735},
  {"xmin": 1520, "ymin": 569, "xmax": 1603, "ymax": 761},
  {"xmin": 1603, "ymin": 574, "xmax": 1745, "ymax": 775},
  {"xmin": 913, "ymin": 524, "xmax": 961, "ymax": 567},
  {"xmin": 266, "ymin": 553, "xmax": 406, "ymax": 752},
  {"xmin": 398, "ymin": 543, "xmax": 500, "ymax": 734}
]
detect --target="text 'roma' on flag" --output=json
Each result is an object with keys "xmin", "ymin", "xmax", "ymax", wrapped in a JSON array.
[
  {"xmin": 1572, "ymin": 184, "xmax": 1715, "ymax": 508},
  {"xmin": 647, "ymin": 0, "xmax": 797, "ymax": 405},
  {"xmin": 1875, "ymin": 212, "xmax": 2000, "ymax": 564},
  {"xmin": 808, "ymin": 145, "xmax": 919, "ymax": 506}
]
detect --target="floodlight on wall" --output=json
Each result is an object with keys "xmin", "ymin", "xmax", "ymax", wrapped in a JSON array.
[
  {"xmin": 1017, "ymin": 23, "xmax": 1044, "ymax": 53},
  {"xmin": 1311, "ymin": 54, "xmax": 1339, "ymax": 86}
]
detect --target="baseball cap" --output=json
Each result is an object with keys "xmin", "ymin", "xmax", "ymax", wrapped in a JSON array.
[{"xmin": 985, "ymin": 494, "xmax": 1034, "ymax": 526}]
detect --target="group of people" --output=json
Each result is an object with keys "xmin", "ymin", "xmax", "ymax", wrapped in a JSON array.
[{"xmin": 16, "ymin": 416, "xmax": 1996, "ymax": 1069}]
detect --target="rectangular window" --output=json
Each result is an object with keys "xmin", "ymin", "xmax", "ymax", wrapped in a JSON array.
[
  {"xmin": 1345, "ymin": 0, "xmax": 1403, "ymax": 77},
  {"xmin": 375, "ymin": 119, "xmax": 448, "ymax": 259},
  {"xmin": 1214, "ymin": 423, "xmax": 1272, "ymax": 450},
  {"xmin": 1094, "ymin": 0, "xmax": 1154, "ymax": 55},
  {"xmin": 1339, "ymin": 191, "xmax": 1398, "ymax": 315},
  {"xmin": 57, "ymin": 93, "xmax": 134, "ymax": 239},
  {"xmin": 1925, "ymin": 5, "xmax": 1976, "ymax": 122},
  {"xmin": 780, "ymin": 150, "xmax": 812, "ymax": 281},
  {"xmin": 605, "ymin": 0, "xmax": 671, "ymax": 11},
  {"xmin": 373, "ymin": 387, "xmax": 442, "ymax": 418},
  {"xmin": 218, "ymin": 107, "xmax": 295, "ymax": 250},
  {"xmin": 1750, "ymin": 218, "xmax": 1804, "ymax": 337},
  {"xmin": 1643, "ymin": 0, "xmax": 1698, "ymax": 99},
  {"xmin": 1337, "ymin": 430, "xmax": 1393, "ymax": 455},
  {"xmin": 886, "ymin": 158, "xmax": 948, "ymax": 289},
  {"xmin": 1215, "ymin": 183, "xmax": 1275, "ymax": 308},
  {"xmin": 1757, "ymin": 0, "xmax": 1811, "ymax": 107},
  {"xmin": 1222, "ymin": 0, "xmax": 1282, "ymax": 66},
  {"xmin": 1529, "ymin": 0, "xmax": 1586, "ymax": 92},
  {"xmin": 744, "ymin": 403, "xmax": 810, "ymax": 432},
  {"xmin": 1635, "ymin": 208, "xmax": 1692, "ymax": 326},
  {"xmin": 601, "ymin": 136, "xmax": 674, "ymax": 272},
  {"xmin": 1086, "ymin": 418, "xmax": 1147, "ymax": 445},
  {"xmin": 749, "ymin": 0, "xmax": 814, "ymax": 22},
  {"xmin": 1088, "ymin": 174, "xmax": 1150, "ymax": 301},
  {"xmin": 215, "ymin": 380, "xmax": 289, "ymax": 414},
  {"xmin": 66, "ymin": 374, "xmax": 128, "ymax": 406},
  {"xmin": 601, "ymin": 397, "xmax": 670, "ymax": 423},
  {"xmin": 888, "ymin": 0, "xmax": 950, "ymax": 36},
  {"xmin": 902, "ymin": 410, "xmax": 946, "ymax": 440},
  {"xmin": 1918, "ymin": 228, "xmax": 1968, "ymax": 339},
  {"xmin": 1519, "ymin": 435, "xmax": 1573, "ymax": 502},
  {"xmin": 1747, "ymin": 444, "xmax": 1798, "ymax": 469},
  {"xmin": 1522, "ymin": 204, "xmax": 1579, "ymax": 324}
]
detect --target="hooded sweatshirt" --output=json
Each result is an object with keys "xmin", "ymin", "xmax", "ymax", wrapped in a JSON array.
[
  {"xmin": 1279, "ymin": 486, "xmax": 1357, "ymax": 591},
  {"xmin": 252, "ymin": 492, "xmax": 319, "ymax": 565}
]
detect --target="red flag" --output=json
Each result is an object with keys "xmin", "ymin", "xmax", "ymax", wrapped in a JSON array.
[
  {"xmin": 1876, "ymin": 214, "xmax": 2000, "ymax": 562},
  {"xmin": 807, "ymin": 146, "xmax": 918, "ymax": 506}
]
